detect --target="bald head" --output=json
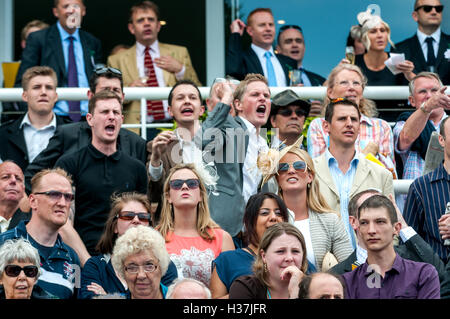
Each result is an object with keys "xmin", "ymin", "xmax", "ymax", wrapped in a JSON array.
[
  {"xmin": 298, "ymin": 272, "xmax": 344, "ymax": 299},
  {"xmin": 166, "ymin": 278, "xmax": 211, "ymax": 299}
]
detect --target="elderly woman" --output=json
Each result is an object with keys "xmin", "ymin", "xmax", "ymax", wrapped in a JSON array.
[
  {"xmin": 258, "ymin": 138, "xmax": 353, "ymax": 271},
  {"xmin": 79, "ymin": 192, "xmax": 178, "ymax": 299},
  {"xmin": 210, "ymin": 192, "xmax": 289, "ymax": 298},
  {"xmin": 307, "ymin": 63, "xmax": 397, "ymax": 176},
  {"xmin": 111, "ymin": 225, "xmax": 170, "ymax": 299},
  {"xmin": 229, "ymin": 222, "xmax": 307, "ymax": 299},
  {"xmin": 0, "ymin": 238, "xmax": 53, "ymax": 299},
  {"xmin": 157, "ymin": 163, "xmax": 235, "ymax": 286}
]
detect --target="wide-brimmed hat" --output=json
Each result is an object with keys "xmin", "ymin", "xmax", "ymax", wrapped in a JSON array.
[
  {"xmin": 270, "ymin": 89, "xmax": 311, "ymax": 117},
  {"xmin": 257, "ymin": 135, "xmax": 304, "ymax": 186}
]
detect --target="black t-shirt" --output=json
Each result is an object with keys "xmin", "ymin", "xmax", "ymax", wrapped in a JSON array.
[{"xmin": 55, "ymin": 144, "xmax": 148, "ymax": 254}]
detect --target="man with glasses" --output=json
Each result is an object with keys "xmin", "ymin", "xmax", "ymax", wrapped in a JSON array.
[
  {"xmin": 269, "ymin": 89, "xmax": 310, "ymax": 148},
  {"xmin": 313, "ymin": 99, "xmax": 394, "ymax": 248},
  {"xmin": 0, "ymin": 168, "xmax": 81, "ymax": 299},
  {"xmin": 392, "ymin": 0, "xmax": 450, "ymax": 84},
  {"xmin": 54, "ymin": 91, "xmax": 147, "ymax": 264},
  {"xmin": 226, "ymin": 8, "xmax": 297, "ymax": 86}
]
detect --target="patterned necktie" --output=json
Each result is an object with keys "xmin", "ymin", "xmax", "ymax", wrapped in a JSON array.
[
  {"xmin": 68, "ymin": 36, "xmax": 81, "ymax": 122},
  {"xmin": 264, "ymin": 51, "xmax": 277, "ymax": 87},
  {"xmin": 425, "ymin": 37, "xmax": 436, "ymax": 72},
  {"xmin": 144, "ymin": 47, "xmax": 165, "ymax": 121}
]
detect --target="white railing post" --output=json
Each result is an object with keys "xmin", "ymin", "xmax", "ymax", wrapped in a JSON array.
[{"xmin": 140, "ymin": 97, "xmax": 147, "ymax": 140}]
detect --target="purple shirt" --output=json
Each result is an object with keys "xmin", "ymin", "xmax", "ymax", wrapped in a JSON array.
[{"xmin": 342, "ymin": 254, "xmax": 440, "ymax": 299}]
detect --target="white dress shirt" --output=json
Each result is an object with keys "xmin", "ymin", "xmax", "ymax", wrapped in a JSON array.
[
  {"xmin": 251, "ymin": 44, "xmax": 287, "ymax": 87},
  {"xmin": 20, "ymin": 113, "xmax": 57, "ymax": 163}
]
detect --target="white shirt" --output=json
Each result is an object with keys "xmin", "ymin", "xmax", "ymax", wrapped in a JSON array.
[
  {"xmin": 0, "ymin": 216, "xmax": 10, "ymax": 233},
  {"xmin": 20, "ymin": 113, "xmax": 57, "ymax": 163},
  {"xmin": 416, "ymin": 27, "xmax": 441, "ymax": 61},
  {"xmin": 294, "ymin": 218, "xmax": 317, "ymax": 268},
  {"xmin": 251, "ymin": 44, "xmax": 287, "ymax": 87},
  {"xmin": 239, "ymin": 116, "xmax": 268, "ymax": 204},
  {"xmin": 136, "ymin": 40, "xmax": 186, "ymax": 122}
]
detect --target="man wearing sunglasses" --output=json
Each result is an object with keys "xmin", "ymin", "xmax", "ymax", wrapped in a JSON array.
[
  {"xmin": 14, "ymin": 0, "xmax": 103, "ymax": 122},
  {"xmin": 269, "ymin": 89, "xmax": 310, "ymax": 148},
  {"xmin": 392, "ymin": 0, "xmax": 450, "ymax": 84},
  {"xmin": 0, "ymin": 168, "xmax": 81, "ymax": 299},
  {"xmin": 313, "ymin": 99, "xmax": 394, "ymax": 249}
]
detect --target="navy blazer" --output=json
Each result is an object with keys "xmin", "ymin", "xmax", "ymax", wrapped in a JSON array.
[
  {"xmin": 14, "ymin": 23, "xmax": 103, "ymax": 88},
  {"xmin": 392, "ymin": 32, "xmax": 450, "ymax": 85},
  {"xmin": 226, "ymin": 33, "xmax": 297, "ymax": 83}
]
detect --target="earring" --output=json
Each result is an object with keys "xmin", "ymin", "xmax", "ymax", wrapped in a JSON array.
[
  {"xmin": 307, "ymin": 183, "xmax": 311, "ymax": 189},
  {"xmin": 264, "ymin": 263, "xmax": 268, "ymax": 273}
]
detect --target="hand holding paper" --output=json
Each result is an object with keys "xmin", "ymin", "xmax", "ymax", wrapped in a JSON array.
[{"xmin": 384, "ymin": 53, "xmax": 406, "ymax": 75}]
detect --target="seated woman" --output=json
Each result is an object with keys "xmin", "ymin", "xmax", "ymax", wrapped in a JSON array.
[
  {"xmin": 78, "ymin": 192, "xmax": 178, "ymax": 299},
  {"xmin": 157, "ymin": 163, "xmax": 235, "ymax": 286},
  {"xmin": 229, "ymin": 222, "xmax": 307, "ymax": 299},
  {"xmin": 210, "ymin": 192, "xmax": 289, "ymax": 298},
  {"xmin": 0, "ymin": 238, "xmax": 53, "ymax": 299},
  {"xmin": 352, "ymin": 10, "xmax": 415, "ymax": 121},
  {"xmin": 112, "ymin": 225, "xmax": 170, "ymax": 299},
  {"xmin": 258, "ymin": 138, "xmax": 353, "ymax": 272},
  {"xmin": 307, "ymin": 63, "xmax": 397, "ymax": 177}
]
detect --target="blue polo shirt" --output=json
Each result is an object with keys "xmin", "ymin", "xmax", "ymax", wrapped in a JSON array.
[{"xmin": 0, "ymin": 220, "xmax": 81, "ymax": 299}]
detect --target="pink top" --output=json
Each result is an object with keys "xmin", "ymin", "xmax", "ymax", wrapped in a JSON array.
[{"xmin": 165, "ymin": 228, "xmax": 224, "ymax": 286}]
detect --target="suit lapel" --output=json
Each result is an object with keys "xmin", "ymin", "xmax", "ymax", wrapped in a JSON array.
[
  {"xmin": 126, "ymin": 45, "xmax": 140, "ymax": 83},
  {"xmin": 7, "ymin": 121, "xmax": 27, "ymax": 156},
  {"xmin": 349, "ymin": 156, "xmax": 369, "ymax": 199},
  {"xmin": 316, "ymin": 155, "xmax": 339, "ymax": 197},
  {"xmin": 245, "ymin": 48, "xmax": 264, "ymax": 75},
  {"xmin": 158, "ymin": 43, "xmax": 172, "ymax": 85},
  {"xmin": 79, "ymin": 30, "xmax": 95, "ymax": 79},
  {"xmin": 436, "ymin": 33, "xmax": 449, "ymax": 68},
  {"xmin": 412, "ymin": 35, "xmax": 428, "ymax": 72},
  {"xmin": 47, "ymin": 25, "xmax": 66, "ymax": 83}
]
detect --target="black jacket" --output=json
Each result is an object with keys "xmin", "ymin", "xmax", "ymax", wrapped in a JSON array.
[{"xmin": 24, "ymin": 122, "xmax": 147, "ymax": 194}]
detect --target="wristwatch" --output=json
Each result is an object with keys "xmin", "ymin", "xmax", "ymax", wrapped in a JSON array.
[{"xmin": 420, "ymin": 102, "xmax": 431, "ymax": 114}]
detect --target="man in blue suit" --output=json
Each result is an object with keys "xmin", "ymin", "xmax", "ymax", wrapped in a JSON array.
[{"xmin": 14, "ymin": 0, "xmax": 103, "ymax": 121}]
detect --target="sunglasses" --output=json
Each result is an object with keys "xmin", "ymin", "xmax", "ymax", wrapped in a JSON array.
[
  {"xmin": 415, "ymin": 5, "xmax": 444, "ymax": 12},
  {"xmin": 277, "ymin": 108, "xmax": 307, "ymax": 117},
  {"xmin": 117, "ymin": 211, "xmax": 151, "ymax": 222},
  {"xmin": 94, "ymin": 66, "xmax": 122, "ymax": 76},
  {"xmin": 4, "ymin": 265, "xmax": 39, "ymax": 278},
  {"xmin": 278, "ymin": 161, "xmax": 307, "ymax": 173},
  {"xmin": 279, "ymin": 24, "xmax": 303, "ymax": 33},
  {"xmin": 169, "ymin": 179, "xmax": 200, "ymax": 190},
  {"xmin": 34, "ymin": 190, "xmax": 74, "ymax": 202}
]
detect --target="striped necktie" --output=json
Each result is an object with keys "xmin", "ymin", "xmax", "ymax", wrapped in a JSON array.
[{"xmin": 144, "ymin": 47, "xmax": 165, "ymax": 121}]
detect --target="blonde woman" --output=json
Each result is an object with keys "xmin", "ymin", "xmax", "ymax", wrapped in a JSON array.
[{"xmin": 157, "ymin": 164, "xmax": 235, "ymax": 286}]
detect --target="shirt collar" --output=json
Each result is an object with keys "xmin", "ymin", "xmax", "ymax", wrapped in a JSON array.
[
  {"xmin": 360, "ymin": 113, "xmax": 373, "ymax": 126},
  {"xmin": 325, "ymin": 149, "xmax": 359, "ymax": 168},
  {"xmin": 417, "ymin": 27, "xmax": 441, "ymax": 45},
  {"xmin": 57, "ymin": 21, "xmax": 80, "ymax": 42},
  {"xmin": 362, "ymin": 253, "xmax": 402, "ymax": 277},
  {"xmin": 251, "ymin": 43, "xmax": 275, "ymax": 59},
  {"xmin": 19, "ymin": 112, "xmax": 57, "ymax": 130},
  {"xmin": 136, "ymin": 40, "xmax": 160, "ymax": 55},
  {"xmin": 238, "ymin": 116, "xmax": 257, "ymax": 135},
  {"xmin": 87, "ymin": 143, "xmax": 121, "ymax": 161},
  {"xmin": 430, "ymin": 163, "xmax": 450, "ymax": 182}
]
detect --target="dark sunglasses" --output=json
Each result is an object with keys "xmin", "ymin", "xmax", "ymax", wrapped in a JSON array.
[
  {"xmin": 117, "ymin": 211, "xmax": 151, "ymax": 222},
  {"xmin": 279, "ymin": 24, "xmax": 303, "ymax": 33},
  {"xmin": 4, "ymin": 265, "xmax": 39, "ymax": 278},
  {"xmin": 277, "ymin": 108, "xmax": 307, "ymax": 117},
  {"xmin": 415, "ymin": 5, "xmax": 444, "ymax": 12},
  {"xmin": 169, "ymin": 179, "xmax": 200, "ymax": 190},
  {"xmin": 34, "ymin": 190, "xmax": 74, "ymax": 202},
  {"xmin": 94, "ymin": 66, "xmax": 122, "ymax": 76},
  {"xmin": 278, "ymin": 161, "xmax": 307, "ymax": 173}
]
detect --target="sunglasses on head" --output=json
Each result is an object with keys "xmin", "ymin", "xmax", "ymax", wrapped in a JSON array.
[
  {"xmin": 4, "ymin": 265, "xmax": 39, "ymax": 278},
  {"xmin": 279, "ymin": 24, "xmax": 303, "ymax": 33},
  {"xmin": 278, "ymin": 160, "xmax": 307, "ymax": 173},
  {"xmin": 277, "ymin": 108, "xmax": 307, "ymax": 117},
  {"xmin": 415, "ymin": 5, "xmax": 444, "ymax": 12},
  {"xmin": 94, "ymin": 66, "xmax": 122, "ymax": 76},
  {"xmin": 34, "ymin": 190, "xmax": 74, "ymax": 202},
  {"xmin": 169, "ymin": 179, "xmax": 200, "ymax": 190},
  {"xmin": 117, "ymin": 211, "xmax": 151, "ymax": 222}
]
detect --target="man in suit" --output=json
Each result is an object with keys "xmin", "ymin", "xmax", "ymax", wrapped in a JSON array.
[
  {"xmin": 23, "ymin": 67, "xmax": 147, "ymax": 195},
  {"xmin": 330, "ymin": 189, "xmax": 445, "ymax": 285},
  {"xmin": 107, "ymin": 1, "xmax": 201, "ymax": 134},
  {"xmin": 226, "ymin": 8, "xmax": 297, "ymax": 86},
  {"xmin": 196, "ymin": 73, "xmax": 271, "ymax": 240},
  {"xmin": 392, "ymin": 0, "xmax": 450, "ymax": 85},
  {"xmin": 14, "ymin": 0, "xmax": 103, "ymax": 122},
  {"xmin": 275, "ymin": 25, "xmax": 325, "ymax": 117},
  {"xmin": 313, "ymin": 99, "xmax": 394, "ymax": 248},
  {"xmin": 0, "ymin": 66, "xmax": 70, "ymax": 172}
]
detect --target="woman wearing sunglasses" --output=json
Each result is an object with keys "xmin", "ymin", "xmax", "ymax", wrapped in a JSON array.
[
  {"xmin": 258, "ymin": 137, "xmax": 353, "ymax": 272},
  {"xmin": 0, "ymin": 238, "xmax": 53, "ymax": 299},
  {"xmin": 210, "ymin": 192, "xmax": 289, "ymax": 298},
  {"xmin": 157, "ymin": 164, "xmax": 235, "ymax": 286},
  {"xmin": 78, "ymin": 192, "xmax": 178, "ymax": 299}
]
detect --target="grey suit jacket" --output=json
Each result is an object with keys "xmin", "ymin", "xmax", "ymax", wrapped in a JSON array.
[
  {"xmin": 313, "ymin": 152, "xmax": 394, "ymax": 215},
  {"xmin": 196, "ymin": 102, "xmax": 250, "ymax": 236}
]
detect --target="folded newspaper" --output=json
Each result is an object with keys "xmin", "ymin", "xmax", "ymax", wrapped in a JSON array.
[
  {"xmin": 424, "ymin": 131, "xmax": 444, "ymax": 175},
  {"xmin": 384, "ymin": 53, "xmax": 406, "ymax": 75}
]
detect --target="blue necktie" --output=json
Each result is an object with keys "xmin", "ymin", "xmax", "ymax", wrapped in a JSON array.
[
  {"xmin": 264, "ymin": 51, "xmax": 277, "ymax": 87},
  {"xmin": 68, "ymin": 36, "xmax": 81, "ymax": 122}
]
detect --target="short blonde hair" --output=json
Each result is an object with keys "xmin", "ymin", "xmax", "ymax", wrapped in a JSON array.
[
  {"xmin": 31, "ymin": 168, "xmax": 73, "ymax": 193},
  {"xmin": 111, "ymin": 225, "xmax": 170, "ymax": 279}
]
